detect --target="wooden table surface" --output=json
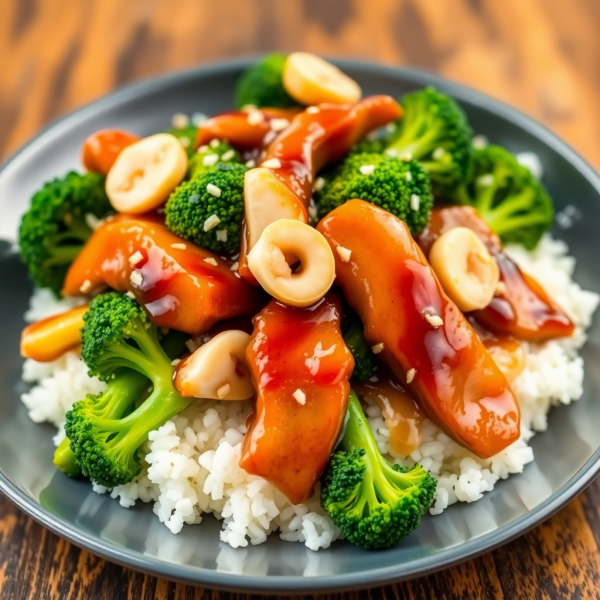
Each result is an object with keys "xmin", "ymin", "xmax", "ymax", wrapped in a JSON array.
[{"xmin": 2, "ymin": 1, "xmax": 600, "ymax": 598}]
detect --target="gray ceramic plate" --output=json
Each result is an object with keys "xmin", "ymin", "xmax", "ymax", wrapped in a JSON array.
[{"xmin": 1, "ymin": 58, "xmax": 599, "ymax": 594}]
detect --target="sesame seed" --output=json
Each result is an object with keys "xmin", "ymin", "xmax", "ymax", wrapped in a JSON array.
[
  {"xmin": 186, "ymin": 339, "xmax": 199, "ymax": 353},
  {"xmin": 406, "ymin": 368, "xmax": 416, "ymax": 384},
  {"xmin": 171, "ymin": 113, "xmax": 189, "ymax": 129},
  {"xmin": 171, "ymin": 243, "xmax": 186, "ymax": 250},
  {"xmin": 432, "ymin": 147, "xmax": 445, "ymax": 160},
  {"xmin": 191, "ymin": 112, "xmax": 208, "ymax": 126},
  {"xmin": 306, "ymin": 106, "xmax": 320, "ymax": 114},
  {"xmin": 203, "ymin": 214, "xmax": 221, "ymax": 231},
  {"xmin": 384, "ymin": 148, "xmax": 399, "ymax": 157},
  {"xmin": 472, "ymin": 135, "xmax": 488, "ymax": 149},
  {"xmin": 198, "ymin": 144, "xmax": 209, "ymax": 153},
  {"xmin": 230, "ymin": 261, "xmax": 239, "ymax": 271},
  {"xmin": 171, "ymin": 359, "xmax": 181, "ymax": 367},
  {"xmin": 410, "ymin": 194, "xmax": 420, "ymax": 211},
  {"xmin": 84, "ymin": 213, "xmax": 104, "ymax": 230},
  {"xmin": 247, "ymin": 110, "xmax": 264, "ymax": 125},
  {"xmin": 263, "ymin": 130, "xmax": 277, "ymax": 145},
  {"xmin": 179, "ymin": 136, "xmax": 191, "ymax": 148},
  {"xmin": 336, "ymin": 246, "xmax": 352, "ymax": 262},
  {"xmin": 207, "ymin": 183, "xmax": 222, "ymax": 197},
  {"xmin": 313, "ymin": 177, "xmax": 325, "ymax": 192},
  {"xmin": 129, "ymin": 250, "xmax": 144, "ymax": 266},
  {"xmin": 189, "ymin": 193, "xmax": 200, "ymax": 205},
  {"xmin": 130, "ymin": 270, "xmax": 143, "ymax": 288},
  {"xmin": 262, "ymin": 158, "xmax": 282, "ymax": 169},
  {"xmin": 495, "ymin": 281, "xmax": 506, "ymax": 296},
  {"xmin": 405, "ymin": 171, "xmax": 413, "ymax": 182},
  {"xmin": 293, "ymin": 389, "xmax": 307, "ymax": 405},
  {"xmin": 202, "ymin": 153, "xmax": 219, "ymax": 167},
  {"xmin": 126, "ymin": 291, "xmax": 136, "ymax": 299},
  {"xmin": 79, "ymin": 279, "xmax": 92, "ymax": 294},
  {"xmin": 360, "ymin": 164, "xmax": 375, "ymax": 175},
  {"xmin": 216, "ymin": 229, "xmax": 228, "ymax": 242},
  {"xmin": 371, "ymin": 343, "xmax": 384, "ymax": 354},
  {"xmin": 245, "ymin": 159, "xmax": 256, "ymax": 168},
  {"xmin": 270, "ymin": 118, "xmax": 290, "ymax": 132},
  {"xmin": 210, "ymin": 139, "xmax": 221, "ymax": 148},
  {"xmin": 221, "ymin": 149, "xmax": 235, "ymax": 161},
  {"xmin": 476, "ymin": 174, "xmax": 494, "ymax": 187},
  {"xmin": 401, "ymin": 152, "xmax": 413, "ymax": 161},
  {"xmin": 217, "ymin": 383, "xmax": 231, "ymax": 399},
  {"xmin": 308, "ymin": 202, "xmax": 318, "ymax": 222},
  {"xmin": 424, "ymin": 313, "xmax": 443, "ymax": 328}
]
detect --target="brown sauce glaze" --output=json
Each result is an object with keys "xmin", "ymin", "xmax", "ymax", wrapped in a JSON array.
[
  {"xmin": 417, "ymin": 206, "xmax": 574, "ymax": 342},
  {"xmin": 469, "ymin": 318, "xmax": 526, "ymax": 382},
  {"xmin": 195, "ymin": 108, "xmax": 302, "ymax": 154},
  {"xmin": 238, "ymin": 96, "xmax": 403, "ymax": 282},
  {"xmin": 240, "ymin": 294, "xmax": 354, "ymax": 504},
  {"xmin": 318, "ymin": 200, "xmax": 520, "ymax": 459},
  {"xmin": 354, "ymin": 364, "xmax": 424, "ymax": 456},
  {"xmin": 62, "ymin": 215, "xmax": 263, "ymax": 335}
]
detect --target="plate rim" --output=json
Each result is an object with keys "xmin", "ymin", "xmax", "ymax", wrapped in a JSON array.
[{"xmin": 1, "ymin": 56, "xmax": 600, "ymax": 594}]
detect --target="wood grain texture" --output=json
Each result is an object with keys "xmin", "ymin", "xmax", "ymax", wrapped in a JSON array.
[{"xmin": 1, "ymin": 0, "xmax": 600, "ymax": 598}]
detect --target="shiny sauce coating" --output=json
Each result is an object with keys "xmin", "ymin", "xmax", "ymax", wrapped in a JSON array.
[
  {"xmin": 417, "ymin": 206, "xmax": 574, "ymax": 342},
  {"xmin": 62, "ymin": 215, "xmax": 263, "ymax": 334},
  {"xmin": 238, "ymin": 96, "xmax": 403, "ymax": 281},
  {"xmin": 240, "ymin": 294, "xmax": 354, "ymax": 504},
  {"xmin": 195, "ymin": 108, "xmax": 302, "ymax": 153},
  {"xmin": 318, "ymin": 200, "xmax": 520, "ymax": 459},
  {"xmin": 354, "ymin": 364, "xmax": 423, "ymax": 456}
]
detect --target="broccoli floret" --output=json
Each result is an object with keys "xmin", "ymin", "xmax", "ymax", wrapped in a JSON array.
[
  {"xmin": 383, "ymin": 87, "xmax": 473, "ymax": 194},
  {"xmin": 321, "ymin": 392, "xmax": 436, "ymax": 549},
  {"xmin": 54, "ymin": 368, "xmax": 148, "ymax": 478},
  {"xmin": 18, "ymin": 172, "xmax": 112, "ymax": 295},
  {"xmin": 235, "ymin": 53, "xmax": 298, "ymax": 109},
  {"xmin": 342, "ymin": 312, "xmax": 375, "ymax": 381},
  {"xmin": 165, "ymin": 162, "xmax": 247, "ymax": 253},
  {"xmin": 188, "ymin": 140, "xmax": 241, "ymax": 179},
  {"xmin": 65, "ymin": 293, "xmax": 192, "ymax": 487},
  {"xmin": 316, "ymin": 152, "xmax": 433, "ymax": 235},
  {"xmin": 164, "ymin": 124, "xmax": 198, "ymax": 158},
  {"xmin": 454, "ymin": 145, "xmax": 553, "ymax": 249}
]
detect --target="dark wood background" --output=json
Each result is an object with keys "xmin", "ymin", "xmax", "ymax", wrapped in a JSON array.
[{"xmin": 1, "ymin": 0, "xmax": 600, "ymax": 598}]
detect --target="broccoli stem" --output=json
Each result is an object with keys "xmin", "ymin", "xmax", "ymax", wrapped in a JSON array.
[
  {"xmin": 109, "ymin": 386, "xmax": 191, "ymax": 454},
  {"xmin": 55, "ymin": 369, "xmax": 149, "ymax": 477},
  {"xmin": 340, "ymin": 392, "xmax": 380, "ymax": 457},
  {"xmin": 44, "ymin": 244, "xmax": 84, "ymax": 267},
  {"xmin": 53, "ymin": 437, "xmax": 81, "ymax": 476}
]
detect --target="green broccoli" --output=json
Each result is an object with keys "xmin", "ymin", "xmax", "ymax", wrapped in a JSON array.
[
  {"xmin": 342, "ymin": 312, "xmax": 375, "ymax": 381},
  {"xmin": 316, "ymin": 152, "xmax": 433, "ymax": 235},
  {"xmin": 165, "ymin": 162, "xmax": 247, "ymax": 253},
  {"xmin": 383, "ymin": 87, "xmax": 473, "ymax": 194},
  {"xmin": 454, "ymin": 145, "xmax": 553, "ymax": 249},
  {"xmin": 235, "ymin": 53, "xmax": 299, "ymax": 109},
  {"xmin": 53, "ymin": 436, "xmax": 82, "ymax": 477},
  {"xmin": 18, "ymin": 172, "xmax": 112, "ymax": 295},
  {"xmin": 55, "ymin": 329, "xmax": 187, "ymax": 479},
  {"xmin": 321, "ymin": 392, "xmax": 436, "ymax": 549},
  {"xmin": 65, "ymin": 293, "xmax": 192, "ymax": 488},
  {"xmin": 188, "ymin": 140, "xmax": 241, "ymax": 179},
  {"xmin": 164, "ymin": 124, "xmax": 198, "ymax": 158}
]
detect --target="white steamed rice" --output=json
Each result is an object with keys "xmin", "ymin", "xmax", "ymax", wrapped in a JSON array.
[{"xmin": 20, "ymin": 234, "xmax": 599, "ymax": 550}]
